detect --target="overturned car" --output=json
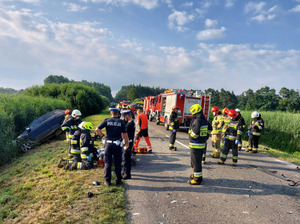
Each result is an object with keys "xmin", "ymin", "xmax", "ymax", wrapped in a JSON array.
[{"xmin": 17, "ymin": 109, "xmax": 66, "ymax": 152}]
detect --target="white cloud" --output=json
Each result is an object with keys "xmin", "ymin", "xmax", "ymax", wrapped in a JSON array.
[
  {"xmin": 205, "ymin": 18, "xmax": 218, "ymax": 28},
  {"xmin": 245, "ymin": 2, "xmax": 278, "ymax": 22},
  {"xmin": 182, "ymin": 2, "xmax": 193, "ymax": 7},
  {"xmin": 290, "ymin": 5, "xmax": 300, "ymax": 13},
  {"xmin": 88, "ymin": 0, "xmax": 159, "ymax": 10},
  {"xmin": 63, "ymin": 2, "xmax": 88, "ymax": 12},
  {"xmin": 20, "ymin": 0, "xmax": 40, "ymax": 3},
  {"xmin": 196, "ymin": 27, "xmax": 226, "ymax": 40},
  {"xmin": 168, "ymin": 10, "xmax": 194, "ymax": 32},
  {"xmin": 225, "ymin": 0, "xmax": 235, "ymax": 8}
]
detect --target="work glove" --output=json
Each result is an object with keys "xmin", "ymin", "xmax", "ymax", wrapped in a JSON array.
[
  {"xmin": 222, "ymin": 137, "xmax": 226, "ymax": 142},
  {"xmin": 247, "ymin": 130, "xmax": 251, "ymax": 136},
  {"xmin": 235, "ymin": 140, "xmax": 239, "ymax": 145},
  {"xmin": 87, "ymin": 155, "xmax": 92, "ymax": 162},
  {"xmin": 173, "ymin": 129, "xmax": 176, "ymax": 133}
]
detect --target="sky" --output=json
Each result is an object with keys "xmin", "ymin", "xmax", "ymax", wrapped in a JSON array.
[{"xmin": 0, "ymin": 0, "xmax": 300, "ymax": 96}]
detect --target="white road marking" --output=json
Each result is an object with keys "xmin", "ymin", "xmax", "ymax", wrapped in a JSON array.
[{"xmin": 165, "ymin": 135, "xmax": 189, "ymax": 149}]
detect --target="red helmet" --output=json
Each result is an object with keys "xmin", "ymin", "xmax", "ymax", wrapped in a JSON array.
[
  {"xmin": 172, "ymin": 105, "xmax": 179, "ymax": 111},
  {"xmin": 228, "ymin": 109, "xmax": 238, "ymax": 118},
  {"xmin": 222, "ymin": 108, "xmax": 229, "ymax": 114},
  {"xmin": 211, "ymin": 106, "xmax": 220, "ymax": 113},
  {"xmin": 65, "ymin": 109, "xmax": 71, "ymax": 115}
]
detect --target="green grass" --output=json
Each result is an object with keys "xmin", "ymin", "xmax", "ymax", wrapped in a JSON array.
[{"xmin": 0, "ymin": 112, "xmax": 126, "ymax": 224}]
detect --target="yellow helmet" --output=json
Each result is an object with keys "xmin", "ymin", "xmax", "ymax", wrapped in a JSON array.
[
  {"xmin": 83, "ymin": 122, "xmax": 94, "ymax": 131},
  {"xmin": 190, "ymin": 104, "xmax": 202, "ymax": 115}
]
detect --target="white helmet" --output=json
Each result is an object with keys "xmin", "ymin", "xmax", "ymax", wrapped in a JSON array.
[
  {"xmin": 251, "ymin": 111, "xmax": 259, "ymax": 118},
  {"xmin": 72, "ymin": 109, "xmax": 82, "ymax": 119},
  {"xmin": 78, "ymin": 121, "xmax": 86, "ymax": 130},
  {"xmin": 235, "ymin": 108, "xmax": 241, "ymax": 113}
]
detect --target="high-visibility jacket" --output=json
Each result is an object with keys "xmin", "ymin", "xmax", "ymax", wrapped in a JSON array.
[
  {"xmin": 70, "ymin": 129, "xmax": 81, "ymax": 155},
  {"xmin": 222, "ymin": 118, "xmax": 244, "ymax": 141},
  {"xmin": 188, "ymin": 112, "xmax": 212, "ymax": 149},
  {"xmin": 248, "ymin": 117, "xmax": 264, "ymax": 136},
  {"xmin": 80, "ymin": 129, "xmax": 92, "ymax": 160},
  {"xmin": 61, "ymin": 118, "xmax": 82, "ymax": 139},
  {"xmin": 137, "ymin": 113, "xmax": 148, "ymax": 129},
  {"xmin": 221, "ymin": 115, "xmax": 231, "ymax": 132},
  {"xmin": 169, "ymin": 111, "xmax": 179, "ymax": 130},
  {"xmin": 237, "ymin": 114, "xmax": 246, "ymax": 129},
  {"xmin": 212, "ymin": 112, "xmax": 223, "ymax": 134}
]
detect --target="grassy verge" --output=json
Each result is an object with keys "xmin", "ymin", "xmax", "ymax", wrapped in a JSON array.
[{"xmin": 0, "ymin": 112, "xmax": 126, "ymax": 224}]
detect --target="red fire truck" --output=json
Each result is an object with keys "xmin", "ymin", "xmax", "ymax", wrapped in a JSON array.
[{"xmin": 144, "ymin": 89, "xmax": 211, "ymax": 130}]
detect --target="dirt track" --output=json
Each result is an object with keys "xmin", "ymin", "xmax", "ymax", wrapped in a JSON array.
[{"xmin": 125, "ymin": 121, "xmax": 300, "ymax": 224}]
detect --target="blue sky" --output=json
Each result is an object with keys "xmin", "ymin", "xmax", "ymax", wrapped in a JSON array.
[{"xmin": 0, "ymin": 0, "xmax": 299, "ymax": 96}]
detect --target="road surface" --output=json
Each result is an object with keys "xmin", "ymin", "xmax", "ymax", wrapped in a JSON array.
[{"xmin": 125, "ymin": 121, "xmax": 300, "ymax": 224}]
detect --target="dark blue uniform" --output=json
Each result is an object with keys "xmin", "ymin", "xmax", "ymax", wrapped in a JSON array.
[
  {"xmin": 98, "ymin": 117, "xmax": 126, "ymax": 184},
  {"xmin": 122, "ymin": 120, "xmax": 135, "ymax": 179}
]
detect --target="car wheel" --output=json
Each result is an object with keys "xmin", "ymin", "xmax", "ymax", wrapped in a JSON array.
[{"xmin": 21, "ymin": 142, "xmax": 32, "ymax": 152}]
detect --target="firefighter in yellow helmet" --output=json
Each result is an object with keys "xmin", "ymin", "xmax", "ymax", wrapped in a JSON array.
[
  {"xmin": 210, "ymin": 106, "xmax": 223, "ymax": 158},
  {"xmin": 188, "ymin": 104, "xmax": 212, "ymax": 185}
]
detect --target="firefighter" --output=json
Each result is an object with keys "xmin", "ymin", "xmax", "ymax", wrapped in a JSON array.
[
  {"xmin": 121, "ymin": 110, "xmax": 135, "ymax": 179},
  {"xmin": 96, "ymin": 108, "xmax": 129, "ymax": 186},
  {"xmin": 246, "ymin": 111, "xmax": 264, "ymax": 153},
  {"xmin": 220, "ymin": 108, "xmax": 230, "ymax": 150},
  {"xmin": 235, "ymin": 108, "xmax": 245, "ymax": 151},
  {"xmin": 218, "ymin": 109, "xmax": 244, "ymax": 165},
  {"xmin": 188, "ymin": 104, "xmax": 212, "ymax": 185},
  {"xmin": 134, "ymin": 109, "xmax": 152, "ymax": 153},
  {"xmin": 210, "ymin": 106, "xmax": 223, "ymax": 158},
  {"xmin": 64, "ymin": 109, "xmax": 72, "ymax": 141},
  {"xmin": 61, "ymin": 109, "xmax": 82, "ymax": 157},
  {"xmin": 169, "ymin": 105, "xmax": 180, "ymax": 151},
  {"xmin": 58, "ymin": 122, "xmax": 94, "ymax": 170}
]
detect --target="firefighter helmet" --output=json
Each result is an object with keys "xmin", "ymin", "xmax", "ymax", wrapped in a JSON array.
[
  {"xmin": 222, "ymin": 108, "xmax": 229, "ymax": 114},
  {"xmin": 78, "ymin": 121, "xmax": 86, "ymax": 130},
  {"xmin": 72, "ymin": 109, "xmax": 82, "ymax": 119},
  {"xmin": 211, "ymin": 106, "xmax": 220, "ymax": 113},
  {"xmin": 172, "ymin": 105, "xmax": 179, "ymax": 111},
  {"xmin": 190, "ymin": 104, "xmax": 202, "ymax": 115},
  {"xmin": 65, "ymin": 109, "xmax": 71, "ymax": 115},
  {"xmin": 251, "ymin": 111, "xmax": 260, "ymax": 118},
  {"xmin": 228, "ymin": 109, "xmax": 238, "ymax": 118},
  {"xmin": 235, "ymin": 108, "xmax": 241, "ymax": 113},
  {"xmin": 83, "ymin": 122, "xmax": 94, "ymax": 131}
]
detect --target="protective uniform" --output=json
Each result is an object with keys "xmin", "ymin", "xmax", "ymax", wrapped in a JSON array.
[
  {"xmin": 98, "ymin": 111, "xmax": 127, "ymax": 185},
  {"xmin": 210, "ymin": 106, "xmax": 223, "ymax": 158},
  {"xmin": 235, "ymin": 109, "xmax": 245, "ymax": 151},
  {"xmin": 218, "ymin": 110, "xmax": 244, "ymax": 165},
  {"xmin": 61, "ymin": 109, "xmax": 82, "ymax": 156},
  {"xmin": 169, "ymin": 106, "xmax": 179, "ymax": 151},
  {"xmin": 69, "ymin": 129, "xmax": 82, "ymax": 162},
  {"xmin": 220, "ymin": 108, "xmax": 230, "ymax": 150},
  {"xmin": 246, "ymin": 112, "xmax": 264, "ymax": 153},
  {"xmin": 188, "ymin": 104, "xmax": 212, "ymax": 185},
  {"xmin": 122, "ymin": 110, "xmax": 135, "ymax": 179},
  {"xmin": 134, "ymin": 112, "xmax": 152, "ymax": 152}
]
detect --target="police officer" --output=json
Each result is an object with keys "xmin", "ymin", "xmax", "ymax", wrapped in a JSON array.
[
  {"xmin": 96, "ymin": 108, "xmax": 129, "ymax": 186},
  {"xmin": 218, "ymin": 110, "xmax": 244, "ymax": 165},
  {"xmin": 61, "ymin": 109, "xmax": 82, "ymax": 157},
  {"xmin": 169, "ymin": 106, "xmax": 179, "ymax": 151},
  {"xmin": 188, "ymin": 104, "xmax": 212, "ymax": 185},
  {"xmin": 121, "ymin": 110, "xmax": 135, "ymax": 179},
  {"xmin": 235, "ymin": 108, "xmax": 245, "ymax": 151},
  {"xmin": 246, "ymin": 111, "xmax": 264, "ymax": 153}
]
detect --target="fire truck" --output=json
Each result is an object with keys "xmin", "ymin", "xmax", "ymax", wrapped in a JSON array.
[{"xmin": 144, "ymin": 89, "xmax": 211, "ymax": 130}]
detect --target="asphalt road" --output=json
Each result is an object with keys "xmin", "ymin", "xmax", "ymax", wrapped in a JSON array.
[{"xmin": 125, "ymin": 120, "xmax": 300, "ymax": 224}]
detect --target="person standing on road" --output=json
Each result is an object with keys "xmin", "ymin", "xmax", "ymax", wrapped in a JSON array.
[
  {"xmin": 220, "ymin": 108, "xmax": 230, "ymax": 150},
  {"xmin": 121, "ymin": 110, "xmax": 135, "ymax": 179},
  {"xmin": 188, "ymin": 104, "xmax": 212, "ymax": 185},
  {"xmin": 235, "ymin": 108, "xmax": 245, "ymax": 151},
  {"xmin": 246, "ymin": 111, "xmax": 264, "ymax": 153},
  {"xmin": 134, "ymin": 109, "xmax": 152, "ymax": 153},
  {"xmin": 169, "ymin": 105, "xmax": 180, "ymax": 151},
  {"xmin": 210, "ymin": 106, "xmax": 223, "ymax": 158},
  {"xmin": 61, "ymin": 109, "xmax": 82, "ymax": 157},
  {"xmin": 218, "ymin": 109, "xmax": 244, "ymax": 166},
  {"xmin": 96, "ymin": 108, "xmax": 129, "ymax": 186}
]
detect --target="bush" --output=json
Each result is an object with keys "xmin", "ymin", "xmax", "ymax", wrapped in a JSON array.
[{"xmin": 23, "ymin": 83, "xmax": 108, "ymax": 116}]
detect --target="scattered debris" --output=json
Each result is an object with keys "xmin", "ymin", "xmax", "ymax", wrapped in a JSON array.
[
  {"xmin": 171, "ymin": 200, "xmax": 177, "ymax": 204},
  {"xmin": 133, "ymin": 213, "xmax": 140, "ymax": 216},
  {"xmin": 88, "ymin": 192, "xmax": 103, "ymax": 198},
  {"xmin": 243, "ymin": 211, "xmax": 249, "ymax": 214},
  {"xmin": 93, "ymin": 180, "xmax": 100, "ymax": 186}
]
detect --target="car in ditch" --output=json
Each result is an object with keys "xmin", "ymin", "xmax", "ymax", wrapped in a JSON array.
[{"xmin": 17, "ymin": 109, "xmax": 66, "ymax": 152}]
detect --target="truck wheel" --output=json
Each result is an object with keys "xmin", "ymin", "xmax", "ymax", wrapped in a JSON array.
[
  {"xmin": 155, "ymin": 116, "xmax": 160, "ymax": 125},
  {"xmin": 164, "ymin": 117, "xmax": 169, "ymax": 130}
]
